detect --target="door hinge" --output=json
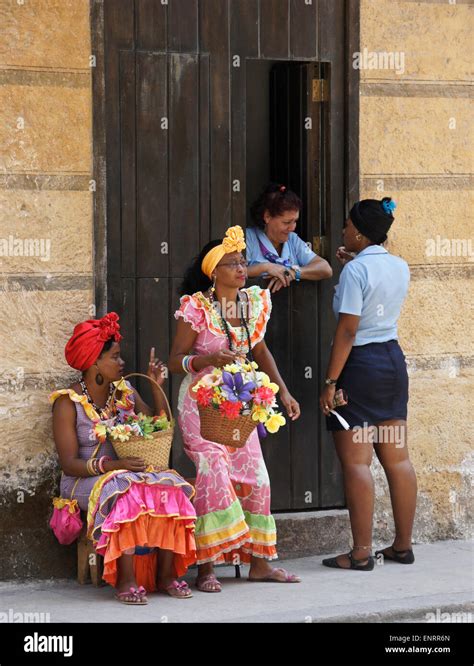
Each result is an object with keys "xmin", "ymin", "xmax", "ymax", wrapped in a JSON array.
[
  {"xmin": 313, "ymin": 235, "xmax": 329, "ymax": 257},
  {"xmin": 312, "ymin": 79, "xmax": 328, "ymax": 102}
]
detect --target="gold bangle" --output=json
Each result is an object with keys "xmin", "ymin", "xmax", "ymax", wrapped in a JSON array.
[{"xmin": 86, "ymin": 459, "xmax": 98, "ymax": 476}]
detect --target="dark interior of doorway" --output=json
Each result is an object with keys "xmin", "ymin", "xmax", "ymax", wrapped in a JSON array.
[
  {"xmin": 245, "ymin": 59, "xmax": 336, "ymax": 512},
  {"xmin": 246, "ymin": 59, "xmax": 328, "ymax": 247}
]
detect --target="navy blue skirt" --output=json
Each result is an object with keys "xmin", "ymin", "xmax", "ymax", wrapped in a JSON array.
[{"xmin": 326, "ymin": 340, "xmax": 409, "ymax": 431}]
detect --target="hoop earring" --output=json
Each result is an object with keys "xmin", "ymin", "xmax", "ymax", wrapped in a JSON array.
[
  {"xmin": 94, "ymin": 363, "xmax": 104, "ymax": 386},
  {"xmin": 355, "ymin": 233, "xmax": 362, "ymax": 241}
]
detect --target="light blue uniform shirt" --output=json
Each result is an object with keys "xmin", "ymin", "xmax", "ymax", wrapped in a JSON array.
[
  {"xmin": 333, "ymin": 245, "xmax": 410, "ymax": 346},
  {"xmin": 245, "ymin": 227, "xmax": 317, "ymax": 271}
]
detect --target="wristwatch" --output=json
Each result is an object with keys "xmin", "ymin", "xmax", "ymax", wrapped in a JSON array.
[
  {"xmin": 324, "ymin": 378, "xmax": 338, "ymax": 386},
  {"xmin": 291, "ymin": 265, "xmax": 301, "ymax": 282}
]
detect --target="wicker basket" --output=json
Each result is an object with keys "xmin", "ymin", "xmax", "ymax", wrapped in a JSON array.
[
  {"xmin": 198, "ymin": 404, "xmax": 256, "ymax": 448},
  {"xmin": 110, "ymin": 373, "xmax": 173, "ymax": 471}
]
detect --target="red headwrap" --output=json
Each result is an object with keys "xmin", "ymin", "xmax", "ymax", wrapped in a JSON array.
[{"xmin": 64, "ymin": 312, "xmax": 122, "ymax": 371}]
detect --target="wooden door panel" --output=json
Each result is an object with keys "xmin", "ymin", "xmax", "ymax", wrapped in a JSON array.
[
  {"xmin": 169, "ymin": 277, "xmax": 196, "ymax": 478},
  {"xmin": 260, "ymin": 0, "xmax": 290, "ymax": 59},
  {"xmin": 119, "ymin": 51, "xmax": 137, "ymax": 278},
  {"xmin": 168, "ymin": 0, "xmax": 199, "ymax": 53},
  {"xmin": 290, "ymin": 0, "xmax": 318, "ymax": 59},
  {"xmin": 169, "ymin": 54, "xmax": 201, "ymax": 278},
  {"xmin": 199, "ymin": 0, "xmax": 231, "ymax": 237},
  {"xmin": 258, "ymin": 287, "xmax": 292, "ymax": 510},
  {"xmin": 290, "ymin": 282, "xmax": 320, "ymax": 509},
  {"xmin": 136, "ymin": 0, "xmax": 167, "ymax": 51},
  {"xmin": 136, "ymin": 53, "xmax": 169, "ymax": 278}
]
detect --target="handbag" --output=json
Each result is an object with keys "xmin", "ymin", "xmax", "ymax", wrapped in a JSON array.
[{"xmin": 50, "ymin": 442, "xmax": 101, "ymax": 545}]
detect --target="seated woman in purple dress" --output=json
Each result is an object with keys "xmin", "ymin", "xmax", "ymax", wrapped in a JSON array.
[
  {"xmin": 50, "ymin": 312, "xmax": 196, "ymax": 604},
  {"xmin": 246, "ymin": 182, "xmax": 332, "ymax": 292}
]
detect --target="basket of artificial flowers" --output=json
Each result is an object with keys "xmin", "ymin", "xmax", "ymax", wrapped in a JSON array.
[
  {"xmin": 93, "ymin": 373, "xmax": 173, "ymax": 471},
  {"xmin": 192, "ymin": 360, "xmax": 286, "ymax": 448}
]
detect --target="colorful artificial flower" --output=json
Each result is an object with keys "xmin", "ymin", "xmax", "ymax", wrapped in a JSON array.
[
  {"xmin": 225, "ymin": 363, "xmax": 242, "ymax": 374},
  {"xmin": 258, "ymin": 372, "xmax": 280, "ymax": 394},
  {"xmin": 219, "ymin": 399, "xmax": 243, "ymax": 419},
  {"xmin": 93, "ymin": 422, "xmax": 108, "ymax": 443},
  {"xmin": 92, "ymin": 410, "xmax": 171, "ymax": 443},
  {"xmin": 251, "ymin": 404, "xmax": 268, "ymax": 423},
  {"xmin": 221, "ymin": 371, "xmax": 255, "ymax": 403},
  {"xmin": 194, "ymin": 369, "xmax": 221, "ymax": 388},
  {"xmin": 109, "ymin": 424, "xmax": 132, "ymax": 442},
  {"xmin": 253, "ymin": 386, "xmax": 276, "ymax": 406},
  {"xmin": 196, "ymin": 386, "xmax": 214, "ymax": 407},
  {"xmin": 265, "ymin": 413, "xmax": 286, "ymax": 434}
]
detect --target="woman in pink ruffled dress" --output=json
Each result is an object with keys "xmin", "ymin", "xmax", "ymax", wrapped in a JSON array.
[{"xmin": 169, "ymin": 226, "xmax": 302, "ymax": 592}]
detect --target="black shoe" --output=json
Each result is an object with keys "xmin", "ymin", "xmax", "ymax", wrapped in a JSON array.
[
  {"xmin": 375, "ymin": 546, "xmax": 415, "ymax": 564},
  {"xmin": 322, "ymin": 550, "xmax": 374, "ymax": 571}
]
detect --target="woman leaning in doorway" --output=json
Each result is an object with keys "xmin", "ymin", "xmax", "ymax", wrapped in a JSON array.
[
  {"xmin": 319, "ymin": 197, "xmax": 417, "ymax": 570},
  {"xmin": 245, "ymin": 182, "xmax": 332, "ymax": 292}
]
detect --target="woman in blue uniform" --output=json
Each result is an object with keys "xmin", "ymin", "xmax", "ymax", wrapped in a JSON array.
[{"xmin": 320, "ymin": 197, "xmax": 417, "ymax": 571}]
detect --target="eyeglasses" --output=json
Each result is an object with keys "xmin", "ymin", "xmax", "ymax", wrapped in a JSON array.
[{"xmin": 218, "ymin": 260, "xmax": 249, "ymax": 270}]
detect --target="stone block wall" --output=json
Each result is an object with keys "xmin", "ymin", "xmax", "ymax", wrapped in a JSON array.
[
  {"xmin": 0, "ymin": 0, "xmax": 94, "ymax": 578},
  {"xmin": 359, "ymin": 0, "xmax": 473, "ymax": 544}
]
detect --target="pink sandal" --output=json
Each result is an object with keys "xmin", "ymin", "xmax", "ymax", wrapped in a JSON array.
[
  {"xmin": 195, "ymin": 573, "xmax": 222, "ymax": 593},
  {"xmin": 115, "ymin": 585, "xmax": 148, "ymax": 605},
  {"xmin": 248, "ymin": 567, "xmax": 301, "ymax": 583},
  {"xmin": 158, "ymin": 580, "xmax": 193, "ymax": 599}
]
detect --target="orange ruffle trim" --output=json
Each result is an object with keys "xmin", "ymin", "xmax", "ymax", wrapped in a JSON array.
[
  {"xmin": 197, "ymin": 536, "xmax": 277, "ymax": 565},
  {"xmin": 98, "ymin": 513, "xmax": 196, "ymax": 589}
]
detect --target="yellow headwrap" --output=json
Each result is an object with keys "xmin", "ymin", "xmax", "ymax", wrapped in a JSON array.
[{"xmin": 201, "ymin": 225, "xmax": 246, "ymax": 279}]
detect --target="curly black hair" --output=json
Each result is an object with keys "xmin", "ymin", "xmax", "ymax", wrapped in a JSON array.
[{"xmin": 249, "ymin": 182, "xmax": 302, "ymax": 230}]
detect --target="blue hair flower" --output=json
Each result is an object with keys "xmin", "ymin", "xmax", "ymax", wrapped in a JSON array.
[{"xmin": 382, "ymin": 198, "xmax": 397, "ymax": 215}]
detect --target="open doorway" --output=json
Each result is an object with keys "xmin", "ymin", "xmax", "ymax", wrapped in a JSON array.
[
  {"xmin": 246, "ymin": 60, "xmax": 330, "ymax": 256},
  {"xmin": 245, "ymin": 60, "xmax": 339, "ymax": 511}
]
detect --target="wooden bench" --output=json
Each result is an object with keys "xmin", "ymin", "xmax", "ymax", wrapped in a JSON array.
[{"xmin": 77, "ymin": 516, "xmax": 104, "ymax": 586}]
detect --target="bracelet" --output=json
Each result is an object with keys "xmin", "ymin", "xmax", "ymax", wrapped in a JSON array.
[
  {"xmin": 98, "ymin": 456, "xmax": 111, "ymax": 474},
  {"xmin": 87, "ymin": 458, "xmax": 100, "ymax": 476},
  {"xmin": 188, "ymin": 355, "xmax": 197, "ymax": 373},
  {"xmin": 182, "ymin": 355, "xmax": 197, "ymax": 374}
]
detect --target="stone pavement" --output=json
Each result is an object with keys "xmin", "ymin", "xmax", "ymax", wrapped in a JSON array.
[{"xmin": 0, "ymin": 540, "xmax": 471, "ymax": 624}]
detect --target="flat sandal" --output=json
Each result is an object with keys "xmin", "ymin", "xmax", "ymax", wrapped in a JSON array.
[
  {"xmin": 375, "ymin": 545, "xmax": 415, "ymax": 564},
  {"xmin": 322, "ymin": 550, "xmax": 374, "ymax": 571}
]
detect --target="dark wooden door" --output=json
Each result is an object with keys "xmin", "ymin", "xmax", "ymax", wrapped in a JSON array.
[{"xmin": 101, "ymin": 0, "xmax": 353, "ymax": 511}]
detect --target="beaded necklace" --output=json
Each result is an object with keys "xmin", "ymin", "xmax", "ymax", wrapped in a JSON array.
[
  {"xmin": 208, "ymin": 290, "xmax": 254, "ymax": 362},
  {"xmin": 79, "ymin": 379, "xmax": 115, "ymax": 419}
]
